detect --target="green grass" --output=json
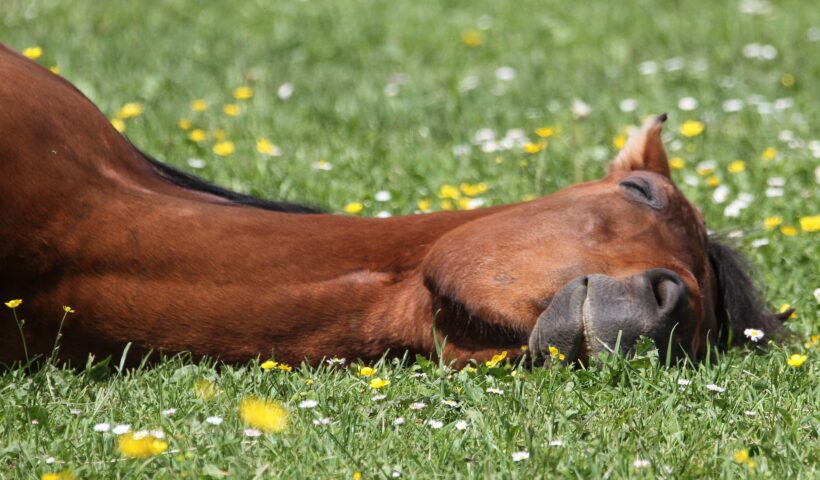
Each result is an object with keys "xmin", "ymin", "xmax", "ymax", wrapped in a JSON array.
[{"xmin": 1, "ymin": 0, "xmax": 818, "ymax": 477}]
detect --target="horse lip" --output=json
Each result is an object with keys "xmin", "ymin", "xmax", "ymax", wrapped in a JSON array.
[{"xmin": 578, "ymin": 280, "xmax": 593, "ymax": 361}]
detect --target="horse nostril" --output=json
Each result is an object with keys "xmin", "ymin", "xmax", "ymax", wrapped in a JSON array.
[{"xmin": 645, "ymin": 268, "xmax": 686, "ymax": 313}]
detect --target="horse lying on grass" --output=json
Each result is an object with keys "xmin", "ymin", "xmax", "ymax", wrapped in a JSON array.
[{"xmin": 0, "ymin": 45, "xmax": 788, "ymax": 368}]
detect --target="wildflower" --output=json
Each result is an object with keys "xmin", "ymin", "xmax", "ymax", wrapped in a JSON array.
[
  {"xmin": 787, "ymin": 354, "xmax": 807, "ymax": 368},
  {"xmin": 261, "ymin": 360, "xmax": 277, "ymax": 370},
  {"xmin": 278, "ymin": 83, "xmax": 294, "ymax": 100},
  {"xmin": 744, "ymin": 410, "xmax": 757, "ymax": 417},
  {"xmin": 256, "ymin": 138, "xmax": 281, "ymax": 156},
  {"xmin": 374, "ymin": 190, "xmax": 391, "ymax": 202},
  {"xmin": 678, "ymin": 97, "xmax": 698, "ymax": 111},
  {"xmin": 298, "ymin": 400, "xmax": 318, "ymax": 409},
  {"xmin": 677, "ymin": 378, "xmax": 691, "ymax": 387},
  {"xmin": 277, "ymin": 363, "xmax": 292, "ymax": 372},
  {"xmin": 763, "ymin": 216, "xmax": 782, "ymax": 230},
  {"xmin": 353, "ymin": 472, "xmax": 362, "ymax": 480},
  {"xmin": 93, "ymin": 423, "xmax": 110, "ymax": 432},
  {"xmin": 485, "ymin": 351, "xmax": 507, "ymax": 368},
  {"xmin": 116, "ymin": 102, "xmax": 142, "ymax": 119},
  {"xmin": 669, "ymin": 157, "xmax": 685, "ymax": 170},
  {"xmin": 5, "ymin": 299, "xmax": 22, "ymax": 309},
  {"xmin": 313, "ymin": 160, "xmax": 333, "ymax": 171},
  {"xmin": 194, "ymin": 379, "xmax": 217, "ymax": 400},
  {"xmin": 233, "ymin": 86, "xmax": 253, "ymax": 100},
  {"xmin": 511, "ymin": 451, "xmax": 530, "ymax": 462},
  {"xmin": 117, "ymin": 431, "xmax": 168, "ymax": 458},
  {"xmin": 369, "ymin": 378, "xmax": 390, "ymax": 389},
  {"xmin": 358, "ymin": 366, "xmax": 377, "ymax": 377},
  {"xmin": 734, "ymin": 449, "xmax": 756, "ymax": 468},
  {"xmin": 409, "ymin": 402, "xmax": 426, "ymax": 410},
  {"xmin": 462, "ymin": 365, "xmax": 476, "ymax": 373},
  {"xmin": 728, "ymin": 160, "xmax": 746, "ymax": 173},
  {"xmin": 486, "ymin": 387, "xmax": 504, "ymax": 395},
  {"xmin": 548, "ymin": 346, "xmax": 566, "ymax": 361},
  {"xmin": 372, "ymin": 394, "xmax": 386, "ymax": 401},
  {"xmin": 41, "ymin": 471, "xmax": 75, "ymax": 480},
  {"xmin": 799, "ymin": 215, "xmax": 820, "ymax": 232},
  {"xmin": 762, "ymin": 147, "xmax": 777, "ymax": 160},
  {"xmin": 326, "ymin": 357, "xmax": 346, "ymax": 365},
  {"xmin": 633, "ymin": 459, "xmax": 651, "ymax": 469},
  {"xmin": 619, "ymin": 98, "xmax": 638, "ymax": 112},
  {"xmin": 305, "ymin": 378, "xmax": 313, "ymax": 385},
  {"xmin": 679, "ymin": 120, "xmax": 704, "ymax": 138},
  {"xmin": 188, "ymin": 129, "xmax": 206, "ymax": 142},
  {"xmin": 110, "ymin": 118, "xmax": 125, "ymax": 133},
  {"xmin": 243, "ymin": 428, "xmax": 262, "ymax": 437},
  {"xmin": 50, "ymin": 66, "xmax": 60, "ymax": 74},
  {"xmin": 161, "ymin": 408, "xmax": 176, "ymax": 416},
  {"xmin": 417, "ymin": 199, "xmax": 431, "ymax": 212},
  {"xmin": 427, "ymin": 420, "xmax": 443, "ymax": 429},
  {"xmin": 212, "ymin": 141, "xmax": 235, "ymax": 157},
  {"xmin": 191, "ymin": 99, "xmax": 207, "ymax": 111},
  {"xmin": 112, "ymin": 424, "xmax": 131, "ymax": 435},
  {"xmin": 461, "ymin": 30, "xmax": 483, "ymax": 47},
  {"xmin": 69, "ymin": 409, "xmax": 81, "ymax": 415},
  {"xmin": 779, "ymin": 303, "xmax": 797, "ymax": 319},
  {"xmin": 706, "ymin": 175, "xmax": 720, "ymax": 187},
  {"xmin": 23, "ymin": 46, "xmax": 43, "ymax": 59},
  {"xmin": 706, "ymin": 383, "xmax": 725, "ymax": 393},
  {"xmin": 441, "ymin": 399, "xmax": 459, "ymax": 408},
  {"xmin": 344, "ymin": 202, "xmax": 364, "ymax": 214},
  {"xmin": 523, "ymin": 141, "xmax": 546, "ymax": 154},
  {"xmin": 536, "ymin": 126, "xmax": 556, "ymax": 138},
  {"xmin": 454, "ymin": 420, "xmax": 468, "ymax": 430},
  {"xmin": 549, "ymin": 440, "xmax": 564, "ymax": 447},
  {"xmin": 205, "ymin": 416, "xmax": 223, "ymax": 425},
  {"xmin": 439, "ymin": 184, "xmax": 461, "ymax": 200},
  {"xmin": 612, "ymin": 134, "xmax": 627, "ymax": 150},
  {"xmin": 571, "ymin": 99, "xmax": 591, "ymax": 119},
  {"xmin": 743, "ymin": 328, "xmax": 764, "ymax": 342},
  {"xmin": 239, "ymin": 397, "xmax": 289, "ymax": 433},
  {"xmin": 222, "ymin": 104, "xmax": 239, "ymax": 117},
  {"xmin": 495, "ymin": 66, "xmax": 516, "ymax": 81},
  {"xmin": 780, "ymin": 226, "xmax": 797, "ymax": 236},
  {"xmin": 392, "ymin": 417, "xmax": 405, "ymax": 426}
]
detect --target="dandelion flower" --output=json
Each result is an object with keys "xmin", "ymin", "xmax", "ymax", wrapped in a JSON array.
[
  {"xmin": 178, "ymin": 118, "xmax": 192, "ymax": 130},
  {"xmin": 61, "ymin": 305, "xmax": 75, "ymax": 313},
  {"xmin": 344, "ymin": 202, "xmax": 364, "ymax": 214},
  {"xmin": 49, "ymin": 66, "xmax": 60, "ymax": 75},
  {"xmin": 679, "ymin": 120, "xmax": 705, "ymax": 138},
  {"xmin": 763, "ymin": 216, "xmax": 782, "ymax": 230},
  {"xmin": 799, "ymin": 215, "xmax": 820, "ymax": 232},
  {"xmin": 669, "ymin": 157, "xmax": 685, "ymax": 170},
  {"xmin": 523, "ymin": 141, "xmax": 546, "ymax": 154},
  {"xmin": 787, "ymin": 354, "xmax": 807, "ymax": 368},
  {"xmin": 535, "ymin": 127, "xmax": 556, "ymax": 138},
  {"xmin": 5, "ymin": 299, "xmax": 22, "ymax": 309},
  {"xmin": 110, "ymin": 118, "xmax": 125, "ymax": 133},
  {"xmin": 734, "ymin": 449, "xmax": 756, "ymax": 468},
  {"xmin": 40, "ymin": 471, "xmax": 75, "ymax": 480},
  {"xmin": 261, "ymin": 360, "xmax": 278, "ymax": 370},
  {"xmin": 298, "ymin": 400, "xmax": 318, "ymax": 409},
  {"xmin": 205, "ymin": 416, "xmax": 223, "ymax": 425},
  {"xmin": 612, "ymin": 134, "xmax": 627, "ymax": 150},
  {"xmin": 212, "ymin": 141, "xmax": 235, "ymax": 157},
  {"xmin": 277, "ymin": 363, "xmax": 292, "ymax": 372},
  {"xmin": 233, "ymin": 86, "xmax": 253, "ymax": 100},
  {"xmin": 117, "ymin": 431, "xmax": 168, "ymax": 458},
  {"xmin": 485, "ymin": 351, "xmax": 507, "ymax": 368},
  {"xmin": 461, "ymin": 30, "xmax": 483, "ymax": 47},
  {"xmin": 512, "ymin": 451, "xmax": 530, "ymax": 462},
  {"xmin": 706, "ymin": 175, "xmax": 720, "ymax": 187},
  {"xmin": 188, "ymin": 129, "xmax": 206, "ymax": 142},
  {"xmin": 256, "ymin": 138, "xmax": 281, "ymax": 156},
  {"xmin": 359, "ymin": 366, "xmax": 377, "ymax": 377},
  {"xmin": 117, "ymin": 102, "xmax": 143, "ymax": 120},
  {"xmin": 239, "ymin": 397, "xmax": 289, "ymax": 433},
  {"xmin": 23, "ymin": 46, "xmax": 43, "ymax": 59},
  {"xmin": 191, "ymin": 99, "xmax": 207, "ymax": 112},
  {"xmin": 780, "ymin": 226, "xmax": 797, "ymax": 236},
  {"xmin": 744, "ymin": 328, "xmax": 764, "ymax": 342},
  {"xmin": 778, "ymin": 304, "xmax": 797, "ymax": 319},
  {"xmin": 761, "ymin": 147, "xmax": 777, "ymax": 160},
  {"xmin": 417, "ymin": 199, "xmax": 431, "ymax": 212},
  {"xmin": 728, "ymin": 160, "xmax": 746, "ymax": 173},
  {"xmin": 369, "ymin": 378, "xmax": 390, "ymax": 389}
]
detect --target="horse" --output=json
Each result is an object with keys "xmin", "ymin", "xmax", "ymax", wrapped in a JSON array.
[{"xmin": 0, "ymin": 45, "xmax": 788, "ymax": 368}]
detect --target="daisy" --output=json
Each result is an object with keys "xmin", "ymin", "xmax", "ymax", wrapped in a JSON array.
[
  {"xmin": 454, "ymin": 420, "xmax": 468, "ymax": 431},
  {"xmin": 205, "ymin": 416, "xmax": 223, "ymax": 425},
  {"xmin": 549, "ymin": 440, "xmax": 564, "ymax": 447},
  {"xmin": 743, "ymin": 328, "xmax": 764, "ymax": 342},
  {"xmin": 706, "ymin": 383, "xmax": 725, "ymax": 393},
  {"xmin": 427, "ymin": 420, "xmax": 443, "ymax": 429},
  {"xmin": 277, "ymin": 83, "xmax": 294, "ymax": 100},
  {"xmin": 298, "ymin": 400, "xmax": 318, "ymax": 409},
  {"xmin": 372, "ymin": 394, "xmax": 387, "ymax": 401},
  {"xmin": 312, "ymin": 417, "xmax": 332, "ymax": 425},
  {"xmin": 392, "ymin": 417, "xmax": 405, "ymax": 426},
  {"xmin": 511, "ymin": 451, "xmax": 530, "ymax": 462},
  {"xmin": 243, "ymin": 428, "xmax": 262, "ymax": 437},
  {"xmin": 486, "ymin": 387, "xmax": 504, "ymax": 395},
  {"xmin": 161, "ymin": 408, "xmax": 177, "ymax": 417},
  {"xmin": 374, "ymin": 191, "xmax": 391, "ymax": 202},
  {"xmin": 633, "ymin": 458, "xmax": 651, "ymax": 469},
  {"xmin": 441, "ymin": 399, "xmax": 459, "ymax": 408},
  {"xmin": 93, "ymin": 423, "xmax": 110, "ymax": 432},
  {"xmin": 112, "ymin": 424, "xmax": 131, "ymax": 435},
  {"xmin": 409, "ymin": 402, "xmax": 426, "ymax": 410}
]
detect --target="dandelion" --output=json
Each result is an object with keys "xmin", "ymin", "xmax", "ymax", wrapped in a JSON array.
[
  {"xmin": 369, "ymin": 377, "xmax": 390, "ymax": 389},
  {"xmin": 41, "ymin": 471, "xmax": 75, "ymax": 480},
  {"xmin": 511, "ymin": 451, "xmax": 530, "ymax": 462},
  {"xmin": 706, "ymin": 175, "xmax": 720, "ymax": 187},
  {"xmin": 233, "ymin": 86, "xmax": 253, "ymax": 100},
  {"xmin": 679, "ymin": 120, "xmax": 705, "ymax": 138},
  {"xmin": 212, "ymin": 141, "xmax": 235, "ymax": 157},
  {"xmin": 117, "ymin": 102, "xmax": 143, "ymax": 119},
  {"xmin": 358, "ymin": 366, "xmax": 377, "ymax": 377},
  {"xmin": 734, "ymin": 448, "xmax": 756, "ymax": 468},
  {"xmin": 409, "ymin": 402, "xmax": 426, "ymax": 410},
  {"xmin": 633, "ymin": 458, "xmax": 651, "ymax": 469},
  {"xmin": 486, "ymin": 387, "xmax": 504, "ymax": 395},
  {"xmin": 23, "ymin": 46, "xmax": 43, "ymax": 59},
  {"xmin": 535, "ymin": 126, "xmax": 556, "ymax": 138},
  {"xmin": 485, "ymin": 351, "xmax": 507, "ymax": 368},
  {"xmin": 277, "ymin": 363, "xmax": 292, "ymax": 372},
  {"xmin": 799, "ymin": 215, "xmax": 820, "ymax": 232},
  {"xmin": 261, "ymin": 360, "xmax": 277, "ymax": 370},
  {"xmin": 669, "ymin": 157, "xmax": 685, "ymax": 170},
  {"xmin": 778, "ymin": 304, "xmax": 797, "ymax": 319},
  {"xmin": 93, "ymin": 422, "xmax": 110, "ymax": 432},
  {"xmin": 427, "ymin": 420, "xmax": 443, "ymax": 429},
  {"xmin": 298, "ymin": 400, "xmax": 318, "ymax": 409},
  {"xmin": 110, "ymin": 118, "xmax": 125, "ymax": 133},
  {"xmin": 744, "ymin": 328, "xmax": 764, "ymax": 342},
  {"xmin": 191, "ymin": 99, "xmax": 208, "ymax": 111},
  {"xmin": 761, "ymin": 147, "xmax": 777, "ymax": 160},
  {"xmin": 256, "ymin": 138, "xmax": 281, "ymax": 156},
  {"xmin": 454, "ymin": 420, "xmax": 468, "ymax": 430},
  {"xmin": 239, "ymin": 397, "xmax": 289, "ymax": 433},
  {"xmin": 461, "ymin": 30, "xmax": 483, "ymax": 47},
  {"xmin": 438, "ymin": 184, "xmax": 460, "ymax": 200},
  {"xmin": 5, "ymin": 299, "xmax": 22, "ymax": 309},
  {"xmin": 612, "ymin": 134, "xmax": 627, "ymax": 150},
  {"xmin": 344, "ymin": 202, "xmax": 364, "ymax": 214},
  {"xmin": 787, "ymin": 353, "xmax": 807, "ymax": 368},
  {"xmin": 187, "ymin": 129, "xmax": 206, "ymax": 142},
  {"xmin": 117, "ymin": 431, "xmax": 168, "ymax": 458},
  {"xmin": 194, "ymin": 379, "xmax": 217, "ymax": 400},
  {"xmin": 353, "ymin": 472, "xmax": 362, "ymax": 480},
  {"xmin": 728, "ymin": 160, "xmax": 746, "ymax": 173},
  {"xmin": 417, "ymin": 199, "xmax": 432, "ymax": 212},
  {"xmin": 222, "ymin": 104, "xmax": 239, "ymax": 117},
  {"xmin": 706, "ymin": 383, "xmax": 725, "ymax": 393},
  {"xmin": 112, "ymin": 424, "xmax": 131, "ymax": 435},
  {"xmin": 780, "ymin": 226, "xmax": 797, "ymax": 236},
  {"xmin": 780, "ymin": 73, "xmax": 795, "ymax": 87},
  {"xmin": 205, "ymin": 416, "xmax": 223, "ymax": 425},
  {"xmin": 763, "ymin": 216, "xmax": 782, "ymax": 230}
]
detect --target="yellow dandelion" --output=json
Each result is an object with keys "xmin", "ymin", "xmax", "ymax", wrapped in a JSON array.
[
  {"xmin": 223, "ymin": 104, "xmax": 239, "ymax": 117},
  {"xmin": 305, "ymin": 378, "xmax": 313, "ymax": 385},
  {"xmin": 734, "ymin": 449, "xmax": 756, "ymax": 468},
  {"xmin": 679, "ymin": 120, "xmax": 705, "ymax": 138},
  {"xmin": 260, "ymin": 360, "xmax": 277, "ymax": 371},
  {"xmin": 462, "ymin": 366, "xmax": 476, "ymax": 373},
  {"xmin": 669, "ymin": 157, "xmax": 685, "ymax": 170},
  {"xmin": 49, "ymin": 66, "xmax": 60, "ymax": 75},
  {"xmin": 780, "ymin": 73, "xmax": 795, "ymax": 88},
  {"xmin": 485, "ymin": 351, "xmax": 507, "ymax": 368},
  {"xmin": 727, "ymin": 160, "xmax": 746, "ymax": 173},
  {"xmin": 369, "ymin": 377, "xmax": 390, "ymax": 389},
  {"xmin": 461, "ymin": 30, "xmax": 483, "ymax": 47},
  {"xmin": 439, "ymin": 184, "xmax": 461, "ymax": 200},
  {"xmin": 779, "ymin": 304, "xmax": 797, "ymax": 319},
  {"xmin": 523, "ymin": 141, "xmax": 547, "ymax": 154},
  {"xmin": 62, "ymin": 306, "xmax": 75, "ymax": 313},
  {"xmin": 23, "ymin": 46, "xmax": 43, "ymax": 60},
  {"xmin": 696, "ymin": 166, "xmax": 714, "ymax": 176},
  {"xmin": 761, "ymin": 147, "xmax": 777, "ymax": 160},
  {"xmin": 117, "ymin": 432, "xmax": 168, "ymax": 459},
  {"xmin": 780, "ymin": 225, "xmax": 797, "ymax": 236},
  {"xmin": 256, "ymin": 138, "xmax": 277, "ymax": 155},
  {"xmin": 706, "ymin": 175, "xmax": 720, "ymax": 187},
  {"xmin": 344, "ymin": 202, "xmax": 364, "ymax": 214},
  {"xmin": 808, "ymin": 335, "xmax": 819, "ymax": 346},
  {"xmin": 40, "ymin": 471, "xmax": 74, "ymax": 480},
  {"xmin": 358, "ymin": 366, "xmax": 377, "ymax": 377},
  {"xmin": 763, "ymin": 216, "xmax": 782, "ymax": 230},
  {"xmin": 612, "ymin": 134, "xmax": 627, "ymax": 150},
  {"xmin": 191, "ymin": 99, "xmax": 208, "ymax": 112},
  {"xmin": 786, "ymin": 353, "xmax": 807, "ymax": 368},
  {"xmin": 194, "ymin": 379, "xmax": 217, "ymax": 400},
  {"xmin": 110, "ymin": 118, "xmax": 125, "ymax": 133},
  {"xmin": 213, "ymin": 129, "xmax": 226, "ymax": 141},
  {"xmin": 353, "ymin": 472, "xmax": 363, "ymax": 480},
  {"xmin": 5, "ymin": 299, "xmax": 22, "ymax": 309},
  {"xmin": 212, "ymin": 141, "xmax": 235, "ymax": 157},
  {"xmin": 520, "ymin": 345, "xmax": 528, "ymax": 352},
  {"xmin": 535, "ymin": 126, "xmax": 556, "ymax": 138},
  {"xmin": 178, "ymin": 118, "xmax": 192, "ymax": 130},
  {"xmin": 417, "ymin": 199, "xmax": 431, "ymax": 212},
  {"xmin": 277, "ymin": 363, "xmax": 292, "ymax": 372},
  {"xmin": 239, "ymin": 397, "xmax": 289, "ymax": 432},
  {"xmin": 799, "ymin": 215, "xmax": 820, "ymax": 232},
  {"xmin": 116, "ymin": 102, "xmax": 143, "ymax": 120},
  {"xmin": 188, "ymin": 129, "xmax": 206, "ymax": 142},
  {"xmin": 233, "ymin": 86, "xmax": 254, "ymax": 100}
]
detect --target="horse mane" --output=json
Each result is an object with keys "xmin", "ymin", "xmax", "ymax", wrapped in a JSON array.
[
  {"xmin": 137, "ymin": 147, "xmax": 324, "ymax": 214},
  {"xmin": 707, "ymin": 235, "xmax": 789, "ymax": 346}
]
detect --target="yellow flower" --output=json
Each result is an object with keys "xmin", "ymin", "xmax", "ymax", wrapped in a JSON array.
[
  {"xmin": 460, "ymin": 182, "xmax": 488, "ymax": 196},
  {"xmin": 223, "ymin": 104, "xmax": 239, "ymax": 117},
  {"xmin": 706, "ymin": 175, "xmax": 720, "ymax": 187},
  {"xmin": 669, "ymin": 157, "xmax": 685, "ymax": 170},
  {"xmin": 679, "ymin": 120, "xmax": 705, "ymax": 138},
  {"xmin": 417, "ymin": 199, "xmax": 431, "ymax": 212},
  {"xmin": 696, "ymin": 166, "xmax": 714, "ymax": 176},
  {"xmin": 191, "ymin": 99, "xmax": 208, "ymax": 112},
  {"xmin": 763, "ymin": 216, "xmax": 782, "ymax": 230},
  {"xmin": 461, "ymin": 30, "xmax": 483, "ymax": 47},
  {"xmin": 344, "ymin": 202, "xmax": 364, "ymax": 214},
  {"xmin": 116, "ymin": 102, "xmax": 143, "ymax": 119},
  {"xmin": 779, "ymin": 303, "xmax": 797, "ymax": 319},
  {"xmin": 239, "ymin": 397, "xmax": 289, "ymax": 432},
  {"xmin": 727, "ymin": 160, "xmax": 746, "ymax": 173},
  {"xmin": 439, "ymin": 184, "xmax": 461, "ymax": 200},
  {"xmin": 523, "ymin": 141, "xmax": 547, "ymax": 154},
  {"xmin": 110, "ymin": 118, "xmax": 125, "ymax": 133},
  {"xmin": 358, "ymin": 366, "xmax": 377, "ymax": 377},
  {"xmin": 212, "ymin": 141, "xmax": 235, "ymax": 157},
  {"xmin": 780, "ymin": 226, "xmax": 797, "ymax": 236},
  {"xmin": 213, "ymin": 129, "xmax": 226, "ymax": 141},
  {"xmin": 762, "ymin": 147, "xmax": 777, "ymax": 160},
  {"xmin": 178, "ymin": 118, "xmax": 192, "ymax": 130},
  {"xmin": 233, "ymin": 86, "xmax": 254, "ymax": 100},
  {"xmin": 277, "ymin": 363, "xmax": 292, "ymax": 372},
  {"xmin": 194, "ymin": 379, "xmax": 217, "ymax": 400},
  {"xmin": 462, "ymin": 366, "xmax": 476, "ymax": 373},
  {"xmin": 62, "ymin": 306, "xmax": 75, "ymax": 313},
  {"xmin": 40, "ymin": 471, "xmax": 74, "ymax": 480},
  {"xmin": 188, "ymin": 129, "xmax": 206, "ymax": 142},
  {"xmin": 305, "ymin": 378, "xmax": 313, "ymax": 385},
  {"xmin": 256, "ymin": 138, "xmax": 278, "ymax": 155},
  {"xmin": 369, "ymin": 377, "xmax": 390, "ymax": 389},
  {"xmin": 548, "ymin": 346, "xmax": 566, "ymax": 360},
  {"xmin": 353, "ymin": 472, "xmax": 363, "ymax": 480},
  {"xmin": 23, "ymin": 46, "xmax": 43, "ymax": 60},
  {"xmin": 780, "ymin": 73, "xmax": 795, "ymax": 88},
  {"xmin": 535, "ymin": 126, "xmax": 556, "ymax": 138},
  {"xmin": 734, "ymin": 449, "xmax": 756, "ymax": 468},
  {"xmin": 485, "ymin": 351, "xmax": 507, "ymax": 368},
  {"xmin": 5, "ymin": 299, "xmax": 22, "ymax": 309},
  {"xmin": 786, "ymin": 353, "xmax": 807, "ymax": 368},
  {"xmin": 612, "ymin": 134, "xmax": 627, "ymax": 150},
  {"xmin": 520, "ymin": 345, "xmax": 528, "ymax": 352},
  {"xmin": 117, "ymin": 432, "xmax": 168, "ymax": 458},
  {"xmin": 260, "ymin": 360, "xmax": 278, "ymax": 371},
  {"xmin": 810, "ymin": 335, "xmax": 820, "ymax": 346},
  {"xmin": 799, "ymin": 215, "xmax": 820, "ymax": 232},
  {"xmin": 49, "ymin": 66, "xmax": 60, "ymax": 75}
]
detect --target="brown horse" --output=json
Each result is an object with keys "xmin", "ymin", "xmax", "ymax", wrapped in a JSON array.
[{"xmin": 0, "ymin": 45, "xmax": 787, "ymax": 368}]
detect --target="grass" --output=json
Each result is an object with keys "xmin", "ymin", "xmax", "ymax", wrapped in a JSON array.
[{"xmin": 1, "ymin": 0, "xmax": 818, "ymax": 477}]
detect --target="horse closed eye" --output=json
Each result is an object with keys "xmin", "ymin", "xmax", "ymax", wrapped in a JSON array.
[{"xmin": 620, "ymin": 178, "xmax": 664, "ymax": 209}]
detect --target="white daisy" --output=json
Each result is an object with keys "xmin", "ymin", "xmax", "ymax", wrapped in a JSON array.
[
  {"xmin": 205, "ymin": 416, "xmax": 223, "ymax": 425},
  {"xmin": 441, "ymin": 399, "xmax": 459, "ymax": 408},
  {"xmin": 161, "ymin": 408, "xmax": 177, "ymax": 417},
  {"xmin": 744, "ymin": 328, "xmax": 764, "ymax": 342},
  {"xmin": 619, "ymin": 98, "xmax": 638, "ymax": 112},
  {"xmin": 244, "ymin": 428, "xmax": 262, "ymax": 437},
  {"xmin": 454, "ymin": 420, "xmax": 468, "ymax": 431},
  {"xmin": 633, "ymin": 458, "xmax": 651, "ymax": 468},
  {"xmin": 372, "ymin": 394, "xmax": 387, "ymax": 401},
  {"xmin": 409, "ymin": 402, "xmax": 426, "ymax": 410},
  {"xmin": 706, "ymin": 383, "xmax": 725, "ymax": 393},
  {"xmin": 392, "ymin": 417, "xmax": 405, "ymax": 426},
  {"xmin": 112, "ymin": 424, "xmax": 131, "ymax": 435},
  {"xmin": 427, "ymin": 420, "xmax": 443, "ymax": 429},
  {"xmin": 277, "ymin": 83, "xmax": 294, "ymax": 100},
  {"xmin": 93, "ymin": 423, "xmax": 110, "ymax": 433},
  {"xmin": 512, "ymin": 451, "xmax": 530, "ymax": 462},
  {"xmin": 374, "ymin": 191, "xmax": 391, "ymax": 202},
  {"xmin": 495, "ymin": 66, "xmax": 516, "ymax": 81},
  {"xmin": 486, "ymin": 387, "xmax": 504, "ymax": 395},
  {"xmin": 549, "ymin": 440, "xmax": 564, "ymax": 447},
  {"xmin": 298, "ymin": 400, "xmax": 319, "ymax": 409},
  {"xmin": 312, "ymin": 417, "xmax": 332, "ymax": 425}
]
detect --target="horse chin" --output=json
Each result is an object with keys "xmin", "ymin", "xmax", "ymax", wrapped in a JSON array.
[{"xmin": 528, "ymin": 276, "xmax": 590, "ymax": 364}]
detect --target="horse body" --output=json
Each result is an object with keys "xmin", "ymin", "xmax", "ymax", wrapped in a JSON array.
[{"xmin": 0, "ymin": 45, "xmax": 784, "ymax": 367}]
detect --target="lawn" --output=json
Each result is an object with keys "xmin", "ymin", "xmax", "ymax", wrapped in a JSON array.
[{"xmin": 1, "ymin": 0, "xmax": 818, "ymax": 478}]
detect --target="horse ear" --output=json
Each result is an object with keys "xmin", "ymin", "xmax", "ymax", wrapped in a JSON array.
[{"xmin": 607, "ymin": 113, "xmax": 670, "ymax": 178}]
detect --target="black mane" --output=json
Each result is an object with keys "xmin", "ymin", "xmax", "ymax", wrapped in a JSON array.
[
  {"xmin": 139, "ymin": 149, "xmax": 324, "ymax": 214},
  {"xmin": 707, "ymin": 235, "xmax": 788, "ymax": 346}
]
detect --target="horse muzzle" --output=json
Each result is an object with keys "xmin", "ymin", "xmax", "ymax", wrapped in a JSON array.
[{"xmin": 528, "ymin": 268, "xmax": 690, "ymax": 365}]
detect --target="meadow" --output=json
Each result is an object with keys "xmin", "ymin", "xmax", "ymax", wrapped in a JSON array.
[{"xmin": 1, "ymin": 0, "xmax": 818, "ymax": 477}]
